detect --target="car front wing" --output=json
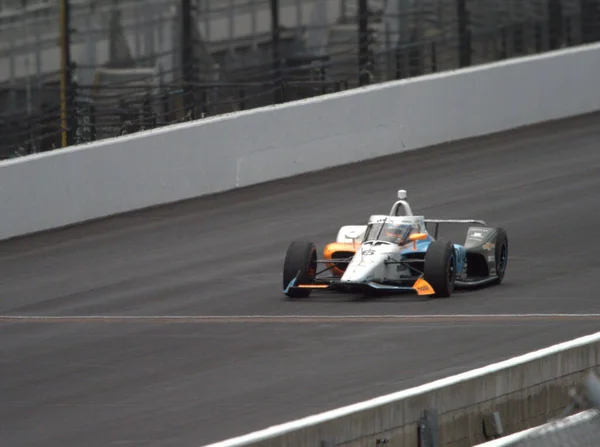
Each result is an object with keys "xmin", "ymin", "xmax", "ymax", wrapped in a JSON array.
[{"xmin": 283, "ymin": 273, "xmax": 435, "ymax": 296}]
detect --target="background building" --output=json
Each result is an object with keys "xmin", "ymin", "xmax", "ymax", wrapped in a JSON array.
[{"xmin": 0, "ymin": 0, "xmax": 598, "ymax": 158}]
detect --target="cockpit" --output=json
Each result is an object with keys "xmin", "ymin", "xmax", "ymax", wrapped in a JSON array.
[{"xmin": 363, "ymin": 221, "xmax": 418, "ymax": 245}]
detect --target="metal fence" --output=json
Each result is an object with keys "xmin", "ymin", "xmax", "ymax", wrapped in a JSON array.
[
  {"xmin": 1, "ymin": 0, "xmax": 600, "ymax": 159},
  {"xmin": 476, "ymin": 372, "xmax": 600, "ymax": 447}
]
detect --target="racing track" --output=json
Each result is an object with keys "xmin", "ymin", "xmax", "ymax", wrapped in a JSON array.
[{"xmin": 2, "ymin": 112, "xmax": 600, "ymax": 446}]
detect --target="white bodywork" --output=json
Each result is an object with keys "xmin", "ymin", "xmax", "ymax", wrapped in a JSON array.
[
  {"xmin": 340, "ymin": 214, "xmax": 428, "ymax": 284},
  {"xmin": 336, "ymin": 225, "xmax": 367, "ymax": 243},
  {"xmin": 341, "ymin": 240, "xmax": 401, "ymax": 283}
]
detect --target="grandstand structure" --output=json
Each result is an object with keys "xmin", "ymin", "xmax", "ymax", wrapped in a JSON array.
[{"xmin": 0, "ymin": 0, "xmax": 598, "ymax": 158}]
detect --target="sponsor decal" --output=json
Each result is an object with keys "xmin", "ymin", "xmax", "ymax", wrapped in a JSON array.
[
  {"xmin": 482, "ymin": 242, "xmax": 495, "ymax": 251},
  {"xmin": 471, "ymin": 227, "xmax": 491, "ymax": 232},
  {"xmin": 490, "ymin": 268, "xmax": 496, "ymax": 275},
  {"xmin": 487, "ymin": 255, "xmax": 495, "ymax": 263},
  {"xmin": 469, "ymin": 228, "xmax": 491, "ymax": 239},
  {"xmin": 413, "ymin": 277, "xmax": 435, "ymax": 295}
]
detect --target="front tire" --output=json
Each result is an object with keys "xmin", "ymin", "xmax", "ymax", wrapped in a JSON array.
[
  {"xmin": 283, "ymin": 241, "xmax": 317, "ymax": 298},
  {"xmin": 423, "ymin": 240, "xmax": 456, "ymax": 298}
]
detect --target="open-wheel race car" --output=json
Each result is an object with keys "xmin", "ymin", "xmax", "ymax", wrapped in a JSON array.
[{"xmin": 282, "ymin": 189, "xmax": 508, "ymax": 298}]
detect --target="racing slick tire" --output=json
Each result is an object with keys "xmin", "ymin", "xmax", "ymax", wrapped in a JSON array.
[
  {"xmin": 491, "ymin": 228, "xmax": 508, "ymax": 284},
  {"xmin": 283, "ymin": 241, "xmax": 318, "ymax": 298},
  {"xmin": 423, "ymin": 240, "xmax": 456, "ymax": 298}
]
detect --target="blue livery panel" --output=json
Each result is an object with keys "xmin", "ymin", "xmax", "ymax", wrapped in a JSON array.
[{"xmin": 399, "ymin": 238, "xmax": 467, "ymax": 275}]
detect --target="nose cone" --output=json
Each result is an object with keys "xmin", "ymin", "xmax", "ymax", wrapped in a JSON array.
[
  {"xmin": 341, "ymin": 243, "xmax": 390, "ymax": 283},
  {"xmin": 342, "ymin": 260, "xmax": 378, "ymax": 283}
]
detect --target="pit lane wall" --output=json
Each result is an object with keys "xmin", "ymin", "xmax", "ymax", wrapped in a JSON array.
[
  {"xmin": 205, "ymin": 332, "xmax": 600, "ymax": 447},
  {"xmin": 2, "ymin": 43, "xmax": 600, "ymax": 240}
]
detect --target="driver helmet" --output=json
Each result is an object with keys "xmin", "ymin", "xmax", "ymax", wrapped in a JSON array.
[{"xmin": 384, "ymin": 223, "xmax": 413, "ymax": 243}]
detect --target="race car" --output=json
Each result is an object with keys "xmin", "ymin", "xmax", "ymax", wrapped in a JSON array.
[{"xmin": 282, "ymin": 189, "xmax": 508, "ymax": 298}]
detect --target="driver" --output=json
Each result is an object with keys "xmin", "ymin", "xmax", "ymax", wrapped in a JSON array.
[{"xmin": 383, "ymin": 223, "xmax": 413, "ymax": 245}]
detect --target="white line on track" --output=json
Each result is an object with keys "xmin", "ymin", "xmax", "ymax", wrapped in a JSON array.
[{"xmin": 1, "ymin": 314, "xmax": 600, "ymax": 323}]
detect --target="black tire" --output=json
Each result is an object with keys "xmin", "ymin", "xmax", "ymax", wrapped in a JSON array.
[
  {"xmin": 492, "ymin": 228, "xmax": 508, "ymax": 284},
  {"xmin": 423, "ymin": 240, "xmax": 456, "ymax": 298},
  {"xmin": 283, "ymin": 241, "xmax": 318, "ymax": 298}
]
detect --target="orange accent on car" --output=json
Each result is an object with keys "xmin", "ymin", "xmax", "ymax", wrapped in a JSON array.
[
  {"xmin": 323, "ymin": 242, "xmax": 358, "ymax": 277},
  {"xmin": 409, "ymin": 233, "xmax": 428, "ymax": 241},
  {"xmin": 297, "ymin": 284, "xmax": 329, "ymax": 289},
  {"xmin": 412, "ymin": 277, "xmax": 435, "ymax": 296},
  {"xmin": 409, "ymin": 232, "xmax": 428, "ymax": 250}
]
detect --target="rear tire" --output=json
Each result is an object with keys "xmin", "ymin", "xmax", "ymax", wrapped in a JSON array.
[
  {"xmin": 424, "ymin": 240, "xmax": 456, "ymax": 298},
  {"xmin": 492, "ymin": 229, "xmax": 508, "ymax": 284},
  {"xmin": 283, "ymin": 241, "xmax": 318, "ymax": 298}
]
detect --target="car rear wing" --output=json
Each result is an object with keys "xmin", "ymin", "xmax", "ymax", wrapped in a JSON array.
[{"xmin": 424, "ymin": 219, "xmax": 487, "ymax": 239}]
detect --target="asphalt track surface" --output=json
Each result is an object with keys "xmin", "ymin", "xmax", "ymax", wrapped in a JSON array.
[{"xmin": 2, "ymin": 112, "xmax": 600, "ymax": 446}]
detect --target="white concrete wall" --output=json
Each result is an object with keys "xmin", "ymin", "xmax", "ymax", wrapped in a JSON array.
[
  {"xmin": 2, "ymin": 42, "xmax": 600, "ymax": 241},
  {"xmin": 205, "ymin": 332, "xmax": 600, "ymax": 447}
]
